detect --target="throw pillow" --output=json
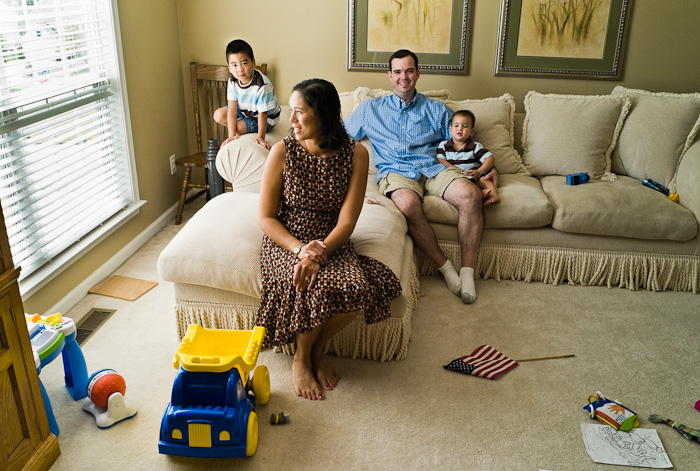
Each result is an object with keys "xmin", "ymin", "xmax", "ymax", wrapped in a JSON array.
[
  {"xmin": 339, "ymin": 91, "xmax": 358, "ymax": 122},
  {"xmin": 610, "ymin": 86, "xmax": 700, "ymax": 191},
  {"xmin": 442, "ymin": 94, "xmax": 529, "ymax": 175},
  {"xmin": 522, "ymin": 91, "xmax": 631, "ymax": 180},
  {"xmin": 352, "ymin": 86, "xmax": 451, "ymax": 105}
]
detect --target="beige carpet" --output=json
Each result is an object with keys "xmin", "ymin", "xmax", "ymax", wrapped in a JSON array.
[{"xmin": 39, "ymin": 199, "xmax": 700, "ymax": 471}]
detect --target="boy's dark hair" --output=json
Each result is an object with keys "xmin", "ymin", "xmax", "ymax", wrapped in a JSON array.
[
  {"xmin": 389, "ymin": 49, "xmax": 418, "ymax": 71},
  {"xmin": 292, "ymin": 79, "xmax": 349, "ymax": 151},
  {"xmin": 452, "ymin": 109, "xmax": 476, "ymax": 127},
  {"xmin": 226, "ymin": 39, "xmax": 254, "ymax": 61}
]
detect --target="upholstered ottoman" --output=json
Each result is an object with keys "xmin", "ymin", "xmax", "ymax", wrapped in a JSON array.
[{"xmin": 157, "ymin": 186, "xmax": 419, "ymax": 361}]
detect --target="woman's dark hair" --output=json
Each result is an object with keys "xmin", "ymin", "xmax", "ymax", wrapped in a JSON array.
[{"xmin": 292, "ymin": 78, "xmax": 348, "ymax": 151}]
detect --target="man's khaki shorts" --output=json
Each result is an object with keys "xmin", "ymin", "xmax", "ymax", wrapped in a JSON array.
[{"xmin": 378, "ymin": 168, "xmax": 474, "ymax": 199}]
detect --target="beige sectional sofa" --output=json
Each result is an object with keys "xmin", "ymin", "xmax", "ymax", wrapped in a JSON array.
[{"xmin": 158, "ymin": 86, "xmax": 700, "ymax": 361}]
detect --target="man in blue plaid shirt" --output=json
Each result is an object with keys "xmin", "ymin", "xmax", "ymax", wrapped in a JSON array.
[{"xmin": 345, "ymin": 50, "xmax": 488, "ymax": 304}]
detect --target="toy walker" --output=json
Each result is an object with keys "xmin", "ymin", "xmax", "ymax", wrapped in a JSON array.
[
  {"xmin": 26, "ymin": 312, "xmax": 90, "ymax": 399},
  {"xmin": 26, "ymin": 312, "xmax": 90, "ymax": 435},
  {"xmin": 158, "ymin": 325, "xmax": 270, "ymax": 458}
]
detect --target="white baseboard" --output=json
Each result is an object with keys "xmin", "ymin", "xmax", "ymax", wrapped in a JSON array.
[{"xmin": 43, "ymin": 199, "xmax": 181, "ymax": 317}]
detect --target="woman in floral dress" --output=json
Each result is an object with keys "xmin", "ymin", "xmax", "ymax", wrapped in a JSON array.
[{"xmin": 256, "ymin": 79, "xmax": 401, "ymax": 401}]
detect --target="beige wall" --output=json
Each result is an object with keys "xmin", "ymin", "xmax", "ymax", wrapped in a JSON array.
[
  {"xmin": 23, "ymin": 0, "xmax": 189, "ymax": 313},
  {"xmin": 22, "ymin": 0, "xmax": 700, "ymax": 312},
  {"xmin": 177, "ymin": 0, "xmax": 700, "ymax": 130}
]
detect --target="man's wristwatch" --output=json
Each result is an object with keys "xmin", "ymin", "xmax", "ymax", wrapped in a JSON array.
[{"xmin": 293, "ymin": 243, "xmax": 304, "ymax": 257}]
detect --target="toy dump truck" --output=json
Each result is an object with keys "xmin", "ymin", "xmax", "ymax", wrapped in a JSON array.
[{"xmin": 158, "ymin": 325, "xmax": 270, "ymax": 457}]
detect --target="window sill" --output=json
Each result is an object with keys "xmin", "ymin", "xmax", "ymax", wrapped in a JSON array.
[{"xmin": 18, "ymin": 200, "xmax": 146, "ymax": 299}]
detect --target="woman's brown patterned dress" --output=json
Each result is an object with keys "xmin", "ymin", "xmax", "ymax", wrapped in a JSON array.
[{"xmin": 256, "ymin": 136, "xmax": 402, "ymax": 347}]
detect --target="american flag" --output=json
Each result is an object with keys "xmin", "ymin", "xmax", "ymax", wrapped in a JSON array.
[{"xmin": 444, "ymin": 345, "xmax": 518, "ymax": 380}]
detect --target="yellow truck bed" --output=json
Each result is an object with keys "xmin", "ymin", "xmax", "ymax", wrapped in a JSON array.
[{"xmin": 173, "ymin": 325, "xmax": 265, "ymax": 374}]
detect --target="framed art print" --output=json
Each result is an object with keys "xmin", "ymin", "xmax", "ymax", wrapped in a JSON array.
[
  {"xmin": 495, "ymin": 0, "xmax": 632, "ymax": 79},
  {"xmin": 348, "ymin": 0, "xmax": 474, "ymax": 75}
]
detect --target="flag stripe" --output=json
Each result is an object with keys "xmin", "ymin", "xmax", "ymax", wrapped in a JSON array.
[
  {"xmin": 481, "ymin": 360, "xmax": 518, "ymax": 379},
  {"xmin": 475, "ymin": 358, "xmax": 510, "ymax": 375},
  {"xmin": 478, "ymin": 363, "xmax": 510, "ymax": 379}
]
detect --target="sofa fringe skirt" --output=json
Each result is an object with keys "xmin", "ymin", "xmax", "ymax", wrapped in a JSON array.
[{"xmin": 416, "ymin": 242, "xmax": 699, "ymax": 294}]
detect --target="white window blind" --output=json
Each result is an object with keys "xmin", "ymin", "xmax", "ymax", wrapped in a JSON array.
[{"xmin": 0, "ymin": 0, "xmax": 138, "ymax": 286}]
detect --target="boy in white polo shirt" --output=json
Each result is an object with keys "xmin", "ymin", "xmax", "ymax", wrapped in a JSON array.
[
  {"xmin": 213, "ymin": 39, "xmax": 281, "ymax": 150},
  {"xmin": 436, "ymin": 110, "xmax": 500, "ymax": 206}
]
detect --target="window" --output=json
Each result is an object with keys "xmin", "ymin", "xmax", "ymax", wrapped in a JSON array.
[{"xmin": 0, "ymin": 0, "xmax": 141, "ymax": 296}]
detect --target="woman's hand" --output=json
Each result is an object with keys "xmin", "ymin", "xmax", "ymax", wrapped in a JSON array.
[
  {"xmin": 299, "ymin": 240, "xmax": 328, "ymax": 265},
  {"xmin": 293, "ymin": 258, "xmax": 320, "ymax": 292}
]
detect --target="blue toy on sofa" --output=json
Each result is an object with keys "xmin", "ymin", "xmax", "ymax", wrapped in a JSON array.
[{"xmin": 158, "ymin": 325, "xmax": 270, "ymax": 458}]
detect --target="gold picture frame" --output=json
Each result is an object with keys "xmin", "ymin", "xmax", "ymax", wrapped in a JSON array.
[
  {"xmin": 348, "ymin": 0, "xmax": 474, "ymax": 75},
  {"xmin": 495, "ymin": 0, "xmax": 632, "ymax": 79}
]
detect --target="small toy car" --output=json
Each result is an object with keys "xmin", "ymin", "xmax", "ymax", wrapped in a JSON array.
[
  {"xmin": 158, "ymin": 325, "xmax": 270, "ymax": 458},
  {"xmin": 566, "ymin": 172, "xmax": 590, "ymax": 185}
]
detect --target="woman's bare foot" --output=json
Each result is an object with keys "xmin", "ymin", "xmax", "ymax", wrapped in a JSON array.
[
  {"xmin": 313, "ymin": 352, "xmax": 340, "ymax": 390},
  {"xmin": 292, "ymin": 358, "xmax": 324, "ymax": 400}
]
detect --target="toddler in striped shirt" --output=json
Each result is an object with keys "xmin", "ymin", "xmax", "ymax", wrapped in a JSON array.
[{"xmin": 436, "ymin": 110, "xmax": 500, "ymax": 206}]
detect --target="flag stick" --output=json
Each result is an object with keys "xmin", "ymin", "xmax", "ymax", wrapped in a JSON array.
[
  {"xmin": 514, "ymin": 354, "xmax": 575, "ymax": 362},
  {"xmin": 442, "ymin": 354, "xmax": 575, "ymax": 368}
]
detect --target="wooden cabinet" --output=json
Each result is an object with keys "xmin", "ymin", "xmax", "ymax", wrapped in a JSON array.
[{"xmin": 0, "ymin": 203, "xmax": 60, "ymax": 471}]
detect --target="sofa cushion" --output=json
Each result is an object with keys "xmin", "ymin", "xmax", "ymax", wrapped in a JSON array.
[
  {"xmin": 423, "ymin": 174, "xmax": 553, "ymax": 229},
  {"xmin": 158, "ymin": 192, "xmax": 265, "ymax": 299},
  {"xmin": 157, "ymin": 192, "xmax": 409, "ymax": 300},
  {"xmin": 610, "ymin": 86, "xmax": 700, "ymax": 190},
  {"xmin": 441, "ymin": 94, "xmax": 529, "ymax": 175},
  {"xmin": 540, "ymin": 175, "xmax": 698, "ymax": 241},
  {"xmin": 522, "ymin": 91, "xmax": 631, "ymax": 180},
  {"xmin": 350, "ymin": 197, "xmax": 408, "ymax": 278}
]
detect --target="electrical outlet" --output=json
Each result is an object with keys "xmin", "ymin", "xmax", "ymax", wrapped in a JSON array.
[{"xmin": 169, "ymin": 155, "xmax": 176, "ymax": 175}]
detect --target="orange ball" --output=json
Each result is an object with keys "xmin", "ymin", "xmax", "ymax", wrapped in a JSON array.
[{"xmin": 87, "ymin": 369, "xmax": 126, "ymax": 408}]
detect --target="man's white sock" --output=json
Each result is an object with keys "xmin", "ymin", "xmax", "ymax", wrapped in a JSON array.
[
  {"xmin": 460, "ymin": 267, "xmax": 476, "ymax": 304},
  {"xmin": 438, "ymin": 260, "xmax": 461, "ymax": 296}
]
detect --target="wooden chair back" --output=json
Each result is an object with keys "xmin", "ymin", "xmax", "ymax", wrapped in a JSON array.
[{"xmin": 189, "ymin": 62, "xmax": 268, "ymax": 154}]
